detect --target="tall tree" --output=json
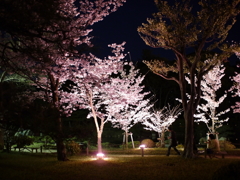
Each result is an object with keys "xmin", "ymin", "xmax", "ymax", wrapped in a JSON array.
[
  {"xmin": 68, "ymin": 43, "xmax": 125, "ymax": 154},
  {"xmin": 0, "ymin": 0, "xmax": 126, "ymax": 161},
  {"xmin": 138, "ymin": 0, "xmax": 240, "ymax": 158},
  {"xmin": 19, "ymin": 55, "xmax": 86, "ymax": 161},
  {"xmin": 108, "ymin": 63, "xmax": 153, "ymax": 149},
  {"xmin": 194, "ymin": 63, "xmax": 230, "ymax": 136},
  {"xmin": 68, "ymin": 43, "xmax": 153, "ymax": 153}
]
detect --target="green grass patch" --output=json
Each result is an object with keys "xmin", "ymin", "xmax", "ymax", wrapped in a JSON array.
[{"xmin": 1, "ymin": 151, "xmax": 240, "ymax": 180}]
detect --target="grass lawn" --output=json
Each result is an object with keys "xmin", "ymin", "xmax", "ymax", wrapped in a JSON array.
[{"xmin": 0, "ymin": 149, "xmax": 240, "ymax": 180}]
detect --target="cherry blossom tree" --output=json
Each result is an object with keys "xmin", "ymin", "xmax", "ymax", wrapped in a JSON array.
[
  {"xmin": 108, "ymin": 64, "xmax": 153, "ymax": 149},
  {"xmin": 66, "ymin": 42, "xmax": 153, "ymax": 153},
  {"xmin": 21, "ymin": 42, "xmax": 126, "ymax": 158},
  {"xmin": 142, "ymin": 104, "xmax": 182, "ymax": 147},
  {"xmin": 18, "ymin": 57, "xmax": 82, "ymax": 161},
  {"xmin": 0, "ymin": 0, "xmax": 127, "ymax": 65},
  {"xmin": 0, "ymin": 0, "xmax": 127, "ymax": 161},
  {"xmin": 229, "ymin": 53, "xmax": 240, "ymax": 113},
  {"xmin": 62, "ymin": 43, "xmax": 126, "ymax": 154},
  {"xmin": 230, "ymin": 80, "xmax": 240, "ymax": 113},
  {"xmin": 194, "ymin": 63, "xmax": 230, "ymax": 137}
]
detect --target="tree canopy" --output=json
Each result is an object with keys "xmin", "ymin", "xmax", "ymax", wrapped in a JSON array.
[
  {"xmin": 138, "ymin": 0, "xmax": 240, "ymax": 158},
  {"xmin": 0, "ymin": 0, "xmax": 126, "ymax": 161}
]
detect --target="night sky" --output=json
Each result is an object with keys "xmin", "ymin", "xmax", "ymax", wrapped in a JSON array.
[
  {"xmin": 92, "ymin": 0, "xmax": 161, "ymax": 62},
  {"xmin": 91, "ymin": 0, "xmax": 240, "ymax": 64}
]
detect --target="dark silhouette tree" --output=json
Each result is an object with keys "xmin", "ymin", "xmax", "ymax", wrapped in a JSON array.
[{"xmin": 138, "ymin": 0, "xmax": 240, "ymax": 158}]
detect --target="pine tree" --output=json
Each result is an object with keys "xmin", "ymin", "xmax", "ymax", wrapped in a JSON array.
[{"xmin": 138, "ymin": 0, "xmax": 240, "ymax": 158}]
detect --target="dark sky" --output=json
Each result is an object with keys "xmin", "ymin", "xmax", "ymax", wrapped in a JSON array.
[
  {"xmin": 91, "ymin": 0, "xmax": 240, "ymax": 63},
  {"xmin": 91, "ymin": 0, "xmax": 163, "ymax": 61}
]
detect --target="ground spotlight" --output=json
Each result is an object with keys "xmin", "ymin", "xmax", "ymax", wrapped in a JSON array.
[{"xmin": 96, "ymin": 153, "xmax": 105, "ymax": 159}]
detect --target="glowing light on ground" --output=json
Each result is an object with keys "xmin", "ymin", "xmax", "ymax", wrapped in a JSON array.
[
  {"xmin": 93, "ymin": 152, "xmax": 110, "ymax": 160},
  {"xmin": 139, "ymin": 144, "xmax": 146, "ymax": 149},
  {"xmin": 91, "ymin": 156, "xmax": 111, "ymax": 161},
  {"xmin": 90, "ymin": 156, "xmax": 112, "ymax": 161},
  {"xmin": 97, "ymin": 153, "xmax": 105, "ymax": 158}
]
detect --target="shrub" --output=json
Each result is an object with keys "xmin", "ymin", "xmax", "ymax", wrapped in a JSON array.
[
  {"xmin": 141, "ymin": 139, "xmax": 155, "ymax": 148},
  {"xmin": 36, "ymin": 135, "xmax": 56, "ymax": 147},
  {"xmin": 176, "ymin": 144, "xmax": 184, "ymax": 149},
  {"xmin": 102, "ymin": 142, "xmax": 110, "ymax": 148},
  {"xmin": 155, "ymin": 142, "xmax": 161, "ymax": 147},
  {"xmin": 29, "ymin": 136, "xmax": 41, "ymax": 142},
  {"xmin": 65, "ymin": 141, "xmax": 81, "ymax": 155},
  {"xmin": 156, "ymin": 141, "xmax": 166, "ymax": 147},
  {"xmin": 219, "ymin": 140, "xmax": 236, "ymax": 150},
  {"xmin": 79, "ymin": 142, "xmax": 88, "ymax": 151},
  {"xmin": 199, "ymin": 137, "xmax": 207, "ymax": 145},
  {"xmin": 43, "ymin": 136, "xmax": 55, "ymax": 144},
  {"xmin": 102, "ymin": 142, "xmax": 120, "ymax": 148},
  {"xmin": 164, "ymin": 139, "xmax": 170, "ymax": 145},
  {"xmin": 13, "ymin": 135, "xmax": 33, "ymax": 148},
  {"xmin": 86, "ymin": 141, "xmax": 97, "ymax": 150},
  {"xmin": 130, "ymin": 141, "xmax": 141, "ymax": 148}
]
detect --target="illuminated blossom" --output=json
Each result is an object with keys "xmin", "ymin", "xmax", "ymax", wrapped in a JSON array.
[
  {"xmin": 142, "ymin": 104, "xmax": 182, "ymax": 147},
  {"xmin": 0, "ymin": 0, "xmax": 126, "ymax": 161},
  {"xmin": 194, "ymin": 63, "xmax": 230, "ymax": 134},
  {"xmin": 65, "ymin": 42, "xmax": 153, "ymax": 153},
  {"xmin": 229, "ymin": 53, "xmax": 240, "ymax": 113}
]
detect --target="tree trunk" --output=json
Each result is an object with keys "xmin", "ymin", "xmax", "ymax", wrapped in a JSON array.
[
  {"xmin": 0, "ymin": 128, "xmax": 4, "ymax": 150},
  {"xmin": 97, "ymin": 131, "xmax": 102, "ymax": 153},
  {"xmin": 125, "ymin": 130, "xmax": 129, "ymax": 150},
  {"xmin": 56, "ymin": 116, "xmax": 68, "ymax": 161},
  {"xmin": 160, "ymin": 131, "xmax": 165, "ymax": 148},
  {"xmin": 183, "ymin": 109, "xmax": 195, "ymax": 158},
  {"xmin": 48, "ymin": 74, "xmax": 67, "ymax": 161},
  {"xmin": 56, "ymin": 137, "xmax": 67, "ymax": 161},
  {"xmin": 96, "ymin": 118, "xmax": 104, "ymax": 153},
  {"xmin": 0, "ymin": 72, "xmax": 6, "ymax": 151},
  {"xmin": 5, "ymin": 131, "xmax": 11, "ymax": 153}
]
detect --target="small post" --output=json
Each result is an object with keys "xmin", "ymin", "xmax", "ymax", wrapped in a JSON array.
[
  {"xmin": 40, "ymin": 146, "xmax": 42, "ymax": 153},
  {"xmin": 140, "ymin": 145, "xmax": 145, "ymax": 157}
]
